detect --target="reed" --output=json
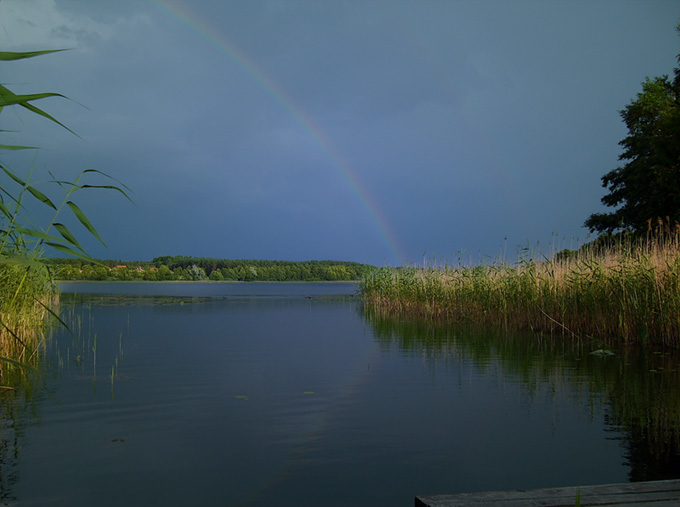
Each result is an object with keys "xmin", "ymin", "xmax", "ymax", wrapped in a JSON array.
[
  {"xmin": 0, "ymin": 262, "xmax": 55, "ymax": 385},
  {"xmin": 361, "ymin": 223, "xmax": 680, "ymax": 347},
  {"xmin": 0, "ymin": 49, "xmax": 130, "ymax": 386}
]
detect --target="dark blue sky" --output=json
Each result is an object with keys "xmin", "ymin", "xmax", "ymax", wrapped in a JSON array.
[{"xmin": 1, "ymin": 0, "xmax": 678, "ymax": 265}]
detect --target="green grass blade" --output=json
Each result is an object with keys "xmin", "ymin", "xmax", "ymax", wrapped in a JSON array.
[
  {"xmin": 0, "ymin": 85, "xmax": 66, "ymax": 107},
  {"xmin": 1, "ymin": 92, "xmax": 66, "ymax": 106},
  {"xmin": 0, "ymin": 85, "xmax": 77, "ymax": 136},
  {"xmin": 0, "ymin": 189, "xmax": 22, "ymax": 209},
  {"xmin": 83, "ymin": 168, "xmax": 132, "ymax": 187},
  {"xmin": 14, "ymin": 227, "xmax": 64, "ymax": 244},
  {"xmin": 35, "ymin": 299, "xmax": 71, "ymax": 334},
  {"xmin": 66, "ymin": 201, "xmax": 107, "ymax": 246},
  {"xmin": 0, "ymin": 320, "xmax": 32, "ymax": 356},
  {"xmin": 1, "ymin": 164, "xmax": 27, "ymax": 187},
  {"xmin": 81, "ymin": 169, "xmax": 134, "ymax": 198},
  {"xmin": 53, "ymin": 222, "xmax": 85, "ymax": 252},
  {"xmin": 0, "ymin": 144, "xmax": 38, "ymax": 151},
  {"xmin": 26, "ymin": 185, "xmax": 57, "ymax": 209},
  {"xmin": 45, "ymin": 241, "xmax": 93, "ymax": 261},
  {"xmin": 79, "ymin": 184, "xmax": 134, "ymax": 203},
  {"xmin": 19, "ymin": 101, "xmax": 77, "ymax": 136},
  {"xmin": 0, "ymin": 355, "xmax": 37, "ymax": 373},
  {"xmin": 0, "ymin": 49, "xmax": 67, "ymax": 61},
  {"xmin": 0, "ymin": 202, "xmax": 12, "ymax": 219}
]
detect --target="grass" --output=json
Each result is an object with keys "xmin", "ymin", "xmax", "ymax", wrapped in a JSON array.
[
  {"xmin": 0, "ymin": 262, "xmax": 55, "ymax": 386},
  {"xmin": 361, "ymin": 223, "xmax": 680, "ymax": 347},
  {"xmin": 0, "ymin": 49, "xmax": 130, "ymax": 387}
]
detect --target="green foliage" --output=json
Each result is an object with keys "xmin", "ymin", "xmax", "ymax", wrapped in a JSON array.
[
  {"xmin": 0, "ymin": 49, "xmax": 129, "ymax": 382},
  {"xmin": 1, "ymin": 50, "xmax": 130, "ymax": 262},
  {"xmin": 209, "ymin": 269, "xmax": 224, "ymax": 281},
  {"xmin": 47, "ymin": 256, "xmax": 375, "ymax": 282},
  {"xmin": 586, "ymin": 27, "xmax": 680, "ymax": 234}
]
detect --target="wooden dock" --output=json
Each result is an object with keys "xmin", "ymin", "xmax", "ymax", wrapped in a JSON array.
[{"xmin": 415, "ymin": 479, "xmax": 680, "ymax": 506}]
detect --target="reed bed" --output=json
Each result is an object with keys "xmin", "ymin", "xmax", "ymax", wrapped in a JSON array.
[
  {"xmin": 361, "ymin": 226, "xmax": 680, "ymax": 347},
  {"xmin": 0, "ymin": 49, "xmax": 129, "ymax": 387},
  {"xmin": 0, "ymin": 262, "xmax": 56, "ymax": 385}
]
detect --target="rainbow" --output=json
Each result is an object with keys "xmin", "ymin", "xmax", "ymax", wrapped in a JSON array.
[{"xmin": 148, "ymin": 0, "xmax": 406, "ymax": 265}]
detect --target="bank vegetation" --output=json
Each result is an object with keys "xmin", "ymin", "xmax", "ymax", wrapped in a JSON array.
[
  {"xmin": 361, "ymin": 225, "xmax": 680, "ymax": 347},
  {"xmin": 48, "ymin": 257, "xmax": 374, "ymax": 282},
  {"xmin": 1, "ymin": 49, "xmax": 128, "ymax": 386}
]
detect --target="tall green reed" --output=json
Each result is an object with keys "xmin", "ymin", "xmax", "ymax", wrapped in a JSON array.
[{"xmin": 0, "ymin": 49, "xmax": 130, "ymax": 385}]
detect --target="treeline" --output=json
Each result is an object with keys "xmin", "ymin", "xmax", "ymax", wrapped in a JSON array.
[{"xmin": 47, "ymin": 256, "xmax": 375, "ymax": 282}]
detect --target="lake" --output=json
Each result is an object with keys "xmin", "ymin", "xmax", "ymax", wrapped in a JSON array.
[{"xmin": 1, "ymin": 281, "xmax": 678, "ymax": 506}]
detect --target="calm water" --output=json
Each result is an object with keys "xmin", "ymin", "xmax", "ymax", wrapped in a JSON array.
[{"xmin": 1, "ymin": 282, "xmax": 678, "ymax": 506}]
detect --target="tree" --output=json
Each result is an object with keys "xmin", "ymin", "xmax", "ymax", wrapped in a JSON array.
[
  {"xmin": 187, "ymin": 264, "xmax": 207, "ymax": 281},
  {"xmin": 157, "ymin": 265, "xmax": 174, "ymax": 280},
  {"xmin": 585, "ymin": 33, "xmax": 680, "ymax": 234},
  {"xmin": 209, "ymin": 269, "xmax": 224, "ymax": 281}
]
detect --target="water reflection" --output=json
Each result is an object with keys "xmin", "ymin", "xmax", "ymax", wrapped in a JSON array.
[
  {"xmin": 0, "ymin": 285, "xmax": 677, "ymax": 506},
  {"xmin": 362, "ymin": 306, "xmax": 680, "ymax": 483},
  {"xmin": 0, "ymin": 369, "xmax": 46, "ymax": 505}
]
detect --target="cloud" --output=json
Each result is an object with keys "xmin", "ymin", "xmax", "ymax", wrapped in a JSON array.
[
  {"xmin": 0, "ymin": 0, "xmax": 152, "ymax": 50},
  {"xmin": 1, "ymin": 0, "xmax": 678, "ymax": 265}
]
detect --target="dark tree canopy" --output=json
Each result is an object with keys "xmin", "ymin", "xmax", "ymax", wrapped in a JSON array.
[{"xmin": 585, "ymin": 33, "xmax": 680, "ymax": 234}]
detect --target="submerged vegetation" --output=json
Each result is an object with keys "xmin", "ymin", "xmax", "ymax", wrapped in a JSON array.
[
  {"xmin": 48, "ymin": 257, "xmax": 374, "ymax": 282},
  {"xmin": 361, "ymin": 224, "xmax": 680, "ymax": 347}
]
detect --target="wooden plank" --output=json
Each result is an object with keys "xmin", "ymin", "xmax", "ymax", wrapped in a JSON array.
[{"xmin": 415, "ymin": 479, "xmax": 680, "ymax": 507}]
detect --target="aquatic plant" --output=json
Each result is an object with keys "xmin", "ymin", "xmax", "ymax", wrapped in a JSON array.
[
  {"xmin": 361, "ymin": 223, "xmax": 680, "ymax": 347},
  {"xmin": 0, "ymin": 49, "xmax": 129, "ymax": 385}
]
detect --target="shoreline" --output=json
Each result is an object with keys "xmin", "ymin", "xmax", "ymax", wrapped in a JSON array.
[{"xmin": 57, "ymin": 279, "xmax": 360, "ymax": 284}]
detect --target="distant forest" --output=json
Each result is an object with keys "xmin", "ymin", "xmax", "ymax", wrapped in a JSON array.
[{"xmin": 47, "ymin": 256, "xmax": 375, "ymax": 282}]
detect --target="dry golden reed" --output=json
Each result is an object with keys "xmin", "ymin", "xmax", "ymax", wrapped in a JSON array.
[
  {"xmin": 0, "ymin": 263, "xmax": 55, "ymax": 386},
  {"xmin": 361, "ymin": 225, "xmax": 680, "ymax": 346}
]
